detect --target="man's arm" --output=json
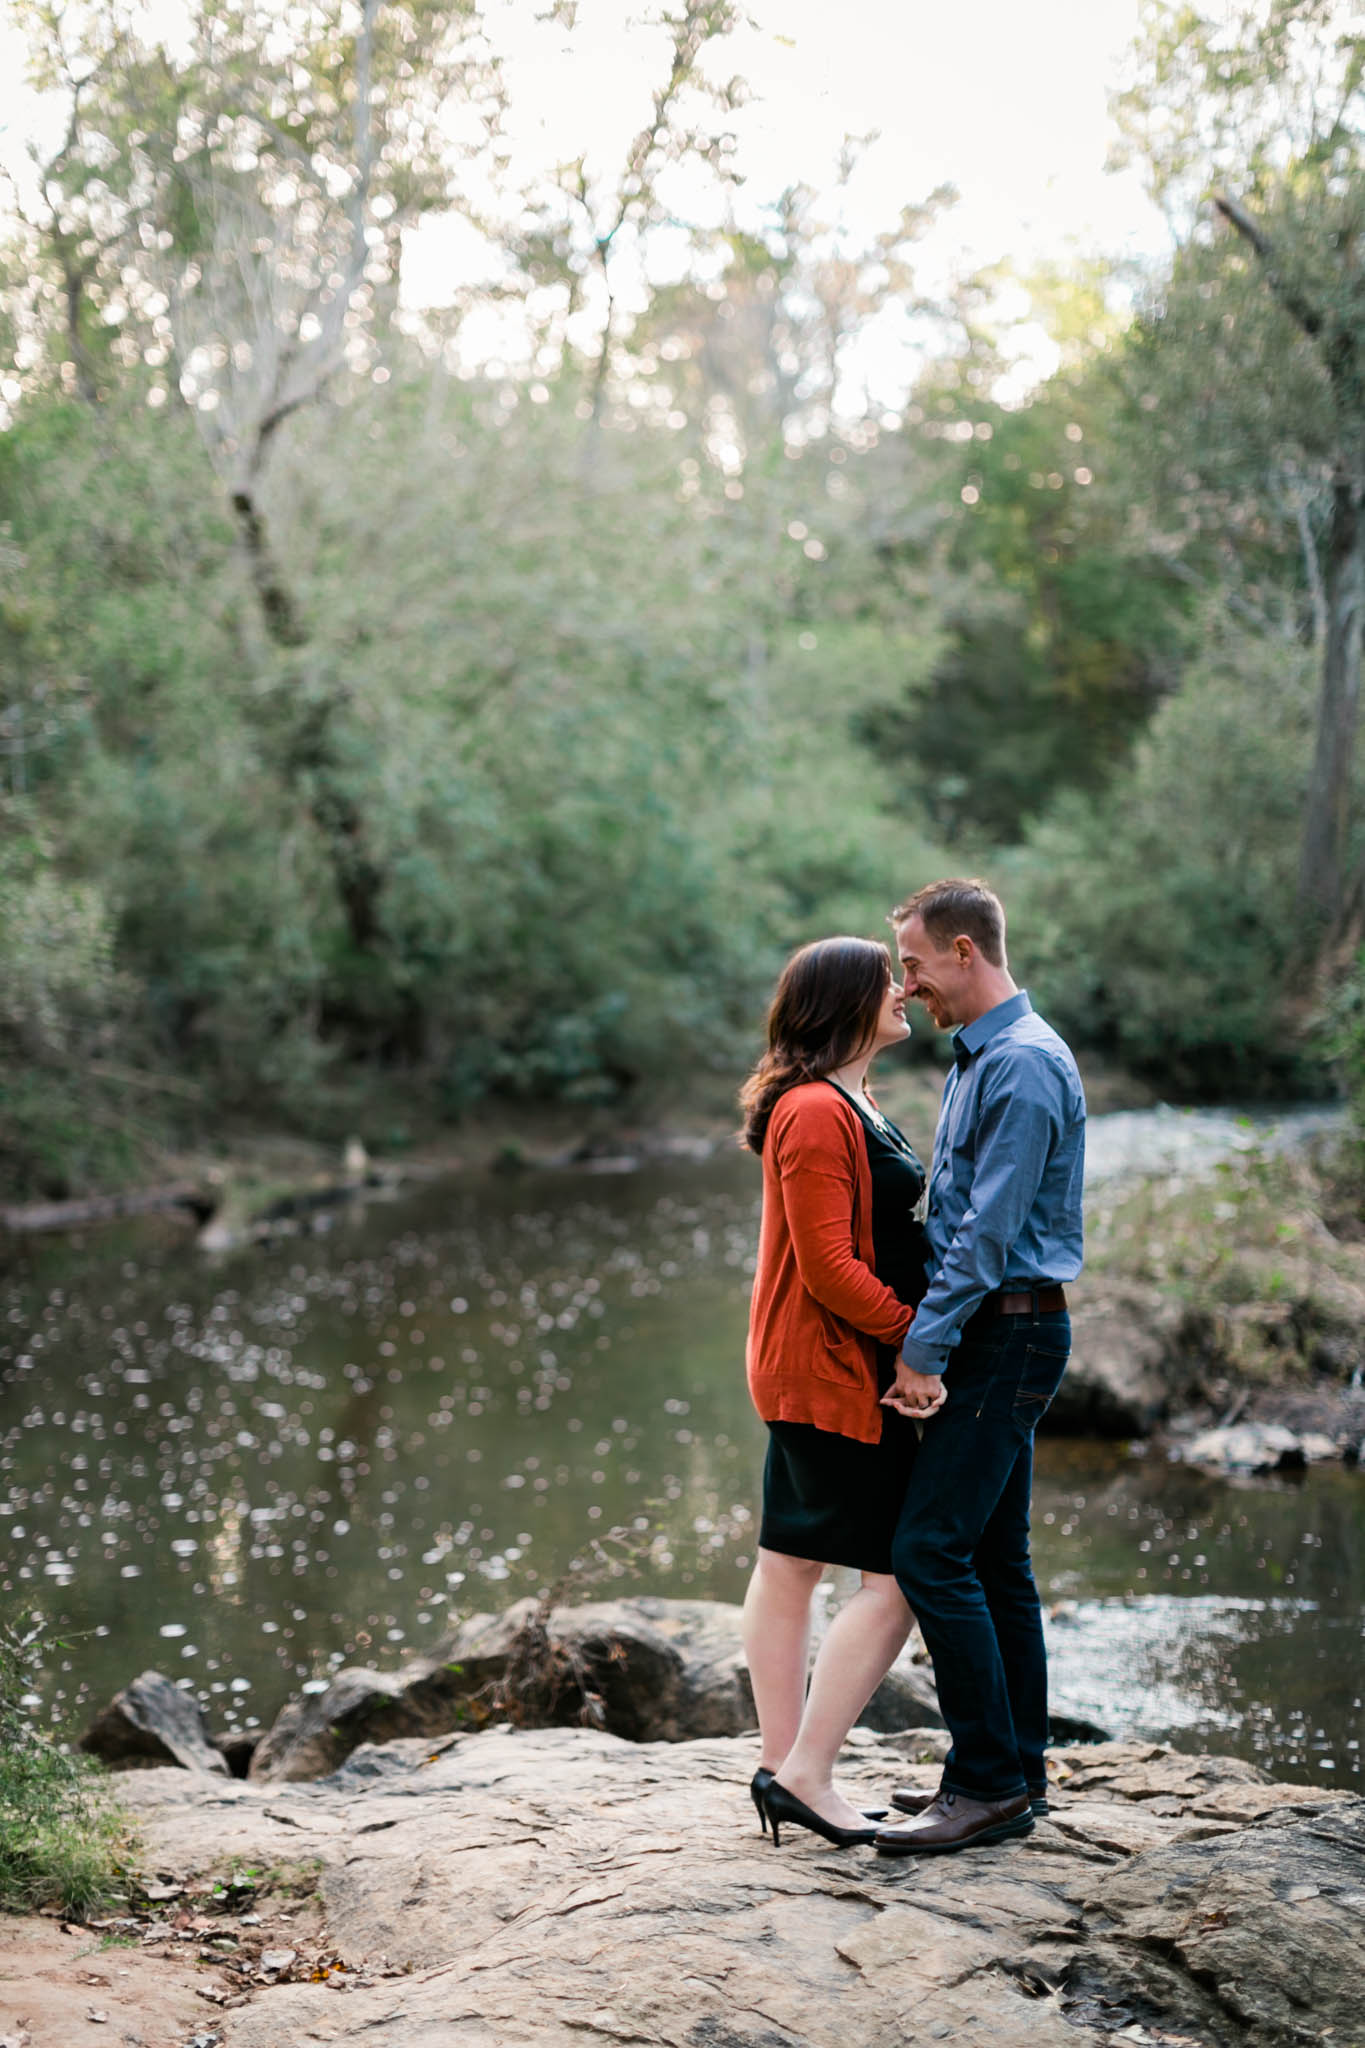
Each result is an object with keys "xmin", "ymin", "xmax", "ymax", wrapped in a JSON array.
[{"xmin": 895, "ymin": 1056, "xmax": 1063, "ymax": 1384}]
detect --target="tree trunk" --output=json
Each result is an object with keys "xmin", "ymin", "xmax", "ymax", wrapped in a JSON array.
[
  {"xmin": 231, "ymin": 490, "xmax": 309, "ymax": 648},
  {"xmin": 63, "ymin": 263, "xmax": 99, "ymax": 405},
  {"xmin": 1210, "ymin": 196, "xmax": 1365, "ymax": 946},
  {"xmin": 286, "ymin": 700, "xmax": 387, "ymax": 957},
  {"xmin": 306, "ymin": 775, "xmax": 387, "ymax": 957},
  {"xmin": 1296, "ymin": 461, "xmax": 1365, "ymax": 935}
]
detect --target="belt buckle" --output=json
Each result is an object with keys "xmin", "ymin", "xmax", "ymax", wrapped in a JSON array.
[{"xmin": 999, "ymin": 1285, "xmax": 1042, "ymax": 1319}]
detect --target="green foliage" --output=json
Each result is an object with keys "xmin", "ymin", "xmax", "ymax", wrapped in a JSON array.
[
  {"xmin": 1324, "ymin": 950, "xmax": 1365, "ymax": 1146},
  {"xmin": 0, "ymin": 1618, "xmax": 133, "ymax": 1917},
  {"xmin": 0, "ymin": 368, "xmax": 950, "ymax": 1186},
  {"xmin": 1086, "ymin": 1141, "xmax": 1365, "ymax": 1387},
  {"xmin": 867, "ymin": 287, "xmax": 1189, "ymax": 843},
  {"xmin": 1115, "ymin": 223, "xmax": 1338, "ymax": 640},
  {"xmin": 1113, "ymin": 2, "xmax": 1365, "ymax": 935},
  {"xmin": 0, "ymin": 820, "xmax": 154, "ymax": 1197},
  {"xmin": 1113, "ymin": 0, "xmax": 1364, "ymax": 220},
  {"xmin": 4, "ymin": 0, "xmax": 495, "ymax": 410},
  {"xmin": 0, "ymin": 827, "xmax": 121, "ymax": 1060},
  {"xmin": 1, "ymin": 0, "xmax": 1356, "ymax": 1208},
  {"xmin": 1008, "ymin": 619, "xmax": 1317, "ymax": 1090}
]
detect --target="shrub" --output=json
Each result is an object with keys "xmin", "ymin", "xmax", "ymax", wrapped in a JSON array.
[
  {"xmin": 0, "ymin": 1617, "xmax": 133, "ymax": 1917},
  {"xmin": 1007, "ymin": 618, "xmax": 1320, "ymax": 1093},
  {"xmin": 0, "ymin": 827, "xmax": 122, "ymax": 1062},
  {"xmin": 1324, "ymin": 948, "xmax": 1365, "ymax": 1155}
]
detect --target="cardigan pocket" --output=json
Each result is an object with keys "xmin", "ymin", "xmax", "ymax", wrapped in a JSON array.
[{"xmin": 808, "ymin": 1321, "xmax": 873, "ymax": 1387}]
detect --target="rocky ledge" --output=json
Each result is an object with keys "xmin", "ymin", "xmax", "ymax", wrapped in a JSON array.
[
  {"xmin": 105, "ymin": 1727, "xmax": 1362, "ymax": 2048},
  {"xmin": 1051, "ymin": 1281, "xmax": 1365, "ymax": 1467},
  {"xmin": 83, "ymin": 1597, "xmax": 1108, "ymax": 1785}
]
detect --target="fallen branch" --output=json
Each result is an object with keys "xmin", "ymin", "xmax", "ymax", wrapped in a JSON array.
[
  {"xmin": 88, "ymin": 1060, "xmax": 205, "ymax": 1100},
  {"xmin": 0, "ymin": 1182, "xmax": 215, "ymax": 1234}
]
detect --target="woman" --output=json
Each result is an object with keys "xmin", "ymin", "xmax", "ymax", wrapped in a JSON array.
[{"xmin": 739, "ymin": 936, "xmax": 937, "ymax": 1847}]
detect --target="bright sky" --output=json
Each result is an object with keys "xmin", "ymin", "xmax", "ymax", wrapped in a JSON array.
[
  {"xmin": 554, "ymin": 0, "xmax": 1164, "ymax": 264},
  {"xmin": 0, "ymin": 0, "xmax": 1168, "ymax": 400}
]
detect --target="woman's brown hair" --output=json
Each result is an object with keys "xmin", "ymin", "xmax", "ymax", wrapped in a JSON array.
[{"xmin": 738, "ymin": 936, "xmax": 893, "ymax": 1154}]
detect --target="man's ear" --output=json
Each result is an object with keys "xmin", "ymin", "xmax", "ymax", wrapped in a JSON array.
[{"xmin": 955, "ymin": 935, "xmax": 974, "ymax": 966}]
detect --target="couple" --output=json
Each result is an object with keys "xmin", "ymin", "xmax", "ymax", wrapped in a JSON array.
[{"xmin": 739, "ymin": 876, "xmax": 1085, "ymax": 1855}]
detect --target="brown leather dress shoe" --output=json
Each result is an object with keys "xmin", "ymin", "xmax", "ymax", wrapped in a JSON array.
[
  {"xmin": 874, "ymin": 1789, "xmax": 1035, "ymax": 1855},
  {"xmin": 892, "ymin": 1783, "xmax": 1049, "ymax": 1819}
]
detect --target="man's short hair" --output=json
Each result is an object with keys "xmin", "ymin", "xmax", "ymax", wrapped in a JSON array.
[{"xmin": 891, "ymin": 877, "xmax": 1007, "ymax": 967}]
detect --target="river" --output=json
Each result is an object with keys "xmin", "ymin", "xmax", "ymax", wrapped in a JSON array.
[{"xmin": 1, "ymin": 1112, "xmax": 1360, "ymax": 1786}]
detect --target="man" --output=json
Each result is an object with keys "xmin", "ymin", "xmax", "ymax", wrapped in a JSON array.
[{"xmin": 874, "ymin": 877, "xmax": 1085, "ymax": 1857}]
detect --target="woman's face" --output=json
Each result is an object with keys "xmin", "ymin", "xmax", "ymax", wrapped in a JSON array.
[{"xmin": 867, "ymin": 972, "xmax": 911, "ymax": 1056}]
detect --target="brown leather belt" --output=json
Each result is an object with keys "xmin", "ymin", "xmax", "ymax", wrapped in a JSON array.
[{"xmin": 984, "ymin": 1286, "xmax": 1068, "ymax": 1317}]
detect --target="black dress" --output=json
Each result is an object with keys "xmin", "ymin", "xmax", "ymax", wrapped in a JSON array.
[{"xmin": 758, "ymin": 1083, "xmax": 928, "ymax": 1574}]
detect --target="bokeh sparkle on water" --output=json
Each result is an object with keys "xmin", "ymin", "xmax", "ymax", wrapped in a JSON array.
[
  {"xmin": 2, "ymin": 1152, "xmax": 1361, "ymax": 1783},
  {"xmin": 2, "ymin": 1161, "xmax": 767, "ymax": 1733}
]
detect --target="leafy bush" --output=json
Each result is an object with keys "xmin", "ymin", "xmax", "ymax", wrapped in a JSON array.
[
  {"xmin": 1, "ymin": 371, "xmax": 954, "ymax": 1170},
  {"xmin": 0, "ymin": 826, "xmax": 156, "ymax": 1197},
  {"xmin": 1007, "ymin": 618, "xmax": 1318, "ymax": 1092},
  {"xmin": 0, "ymin": 827, "xmax": 122, "ymax": 1061},
  {"xmin": 0, "ymin": 329, "xmax": 1342, "ymax": 1204},
  {"xmin": 1324, "ymin": 949, "xmax": 1365, "ymax": 1149},
  {"xmin": 0, "ymin": 1618, "xmax": 133, "ymax": 1916}
]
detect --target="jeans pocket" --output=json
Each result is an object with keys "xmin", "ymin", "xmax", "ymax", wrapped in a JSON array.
[{"xmin": 1011, "ymin": 1340, "xmax": 1070, "ymax": 1432}]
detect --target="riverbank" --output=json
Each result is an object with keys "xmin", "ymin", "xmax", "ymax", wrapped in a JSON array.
[
  {"xmin": 4, "ymin": 1041, "xmax": 1171, "ymax": 1219},
  {"xmin": 3, "ymin": 1052, "xmax": 1155, "ymax": 1249},
  {"xmin": 1060, "ymin": 1121, "xmax": 1365, "ymax": 1463},
  {"xmin": 3, "ymin": 1724, "xmax": 1361, "ymax": 2048},
  {"xmin": 4, "ymin": 1089, "xmax": 1363, "ymax": 1783}
]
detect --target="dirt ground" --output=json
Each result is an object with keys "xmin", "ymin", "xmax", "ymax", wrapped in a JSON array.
[
  {"xmin": 0, "ymin": 1916, "xmax": 233, "ymax": 2048},
  {"xmin": 0, "ymin": 1892, "xmax": 343, "ymax": 2048}
]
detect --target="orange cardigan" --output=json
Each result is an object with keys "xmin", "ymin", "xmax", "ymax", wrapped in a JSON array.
[{"xmin": 746, "ymin": 1081, "xmax": 915, "ymax": 1445}]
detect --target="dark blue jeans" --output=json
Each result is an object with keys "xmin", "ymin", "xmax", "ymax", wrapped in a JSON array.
[{"xmin": 891, "ymin": 1311, "xmax": 1070, "ymax": 1804}]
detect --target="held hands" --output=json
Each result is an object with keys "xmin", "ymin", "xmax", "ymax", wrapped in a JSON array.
[{"xmin": 881, "ymin": 1362, "xmax": 947, "ymax": 1421}]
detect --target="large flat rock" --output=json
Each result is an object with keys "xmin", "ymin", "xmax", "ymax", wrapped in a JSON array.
[
  {"xmin": 116, "ymin": 1729, "xmax": 1362, "ymax": 2048},
  {"xmin": 242, "ymin": 1596, "xmax": 944, "ymax": 1784}
]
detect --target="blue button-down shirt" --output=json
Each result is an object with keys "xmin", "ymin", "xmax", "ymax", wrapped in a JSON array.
[{"xmin": 901, "ymin": 990, "xmax": 1085, "ymax": 1379}]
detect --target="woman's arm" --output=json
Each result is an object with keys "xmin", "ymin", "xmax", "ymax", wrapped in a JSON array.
[{"xmin": 772, "ymin": 1102, "xmax": 914, "ymax": 1346}]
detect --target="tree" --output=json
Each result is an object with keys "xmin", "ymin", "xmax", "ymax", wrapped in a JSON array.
[
  {"xmin": 1212, "ymin": 185, "xmax": 1365, "ymax": 938},
  {"xmin": 490, "ymin": 0, "xmax": 745, "ymax": 423},
  {"xmin": 634, "ymin": 160, "xmax": 952, "ymax": 450},
  {"xmin": 6, "ymin": 0, "xmax": 499, "ymax": 635},
  {"xmin": 1114, "ymin": 0, "xmax": 1365, "ymax": 944},
  {"xmin": 1010, "ymin": 613, "xmax": 1317, "ymax": 1089},
  {"xmin": 5, "ymin": 0, "xmax": 505, "ymax": 1001},
  {"xmin": 846, "ymin": 266, "xmax": 1186, "ymax": 843}
]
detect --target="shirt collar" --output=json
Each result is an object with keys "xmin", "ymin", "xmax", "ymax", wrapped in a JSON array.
[{"xmin": 951, "ymin": 989, "xmax": 1033, "ymax": 1066}]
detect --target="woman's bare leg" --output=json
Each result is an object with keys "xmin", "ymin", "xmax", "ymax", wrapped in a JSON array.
[
  {"xmin": 775, "ymin": 1571, "xmax": 912, "ymax": 1828},
  {"xmin": 741, "ymin": 1547, "xmax": 824, "ymax": 1771}
]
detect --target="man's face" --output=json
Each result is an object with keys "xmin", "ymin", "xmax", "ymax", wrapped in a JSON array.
[{"xmin": 895, "ymin": 913, "xmax": 970, "ymax": 1031}]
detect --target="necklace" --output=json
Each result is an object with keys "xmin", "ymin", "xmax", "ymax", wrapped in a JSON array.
[{"xmin": 828, "ymin": 1076, "xmax": 893, "ymax": 1136}]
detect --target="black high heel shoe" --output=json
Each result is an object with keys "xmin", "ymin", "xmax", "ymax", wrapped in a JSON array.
[
  {"xmin": 762, "ymin": 1778, "xmax": 880, "ymax": 1849},
  {"xmin": 749, "ymin": 1767, "xmax": 886, "ymax": 1835}
]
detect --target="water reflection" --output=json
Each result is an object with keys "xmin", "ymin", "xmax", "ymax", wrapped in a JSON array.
[
  {"xmin": 1, "ymin": 1160, "xmax": 767, "ymax": 1733},
  {"xmin": 1031, "ymin": 1440, "xmax": 1365, "ymax": 1782},
  {"xmin": 1, "ymin": 1154, "xmax": 1362, "ymax": 1784}
]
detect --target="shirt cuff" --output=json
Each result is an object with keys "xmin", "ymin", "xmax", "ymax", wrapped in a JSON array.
[{"xmin": 900, "ymin": 1335, "xmax": 948, "ymax": 1378}]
